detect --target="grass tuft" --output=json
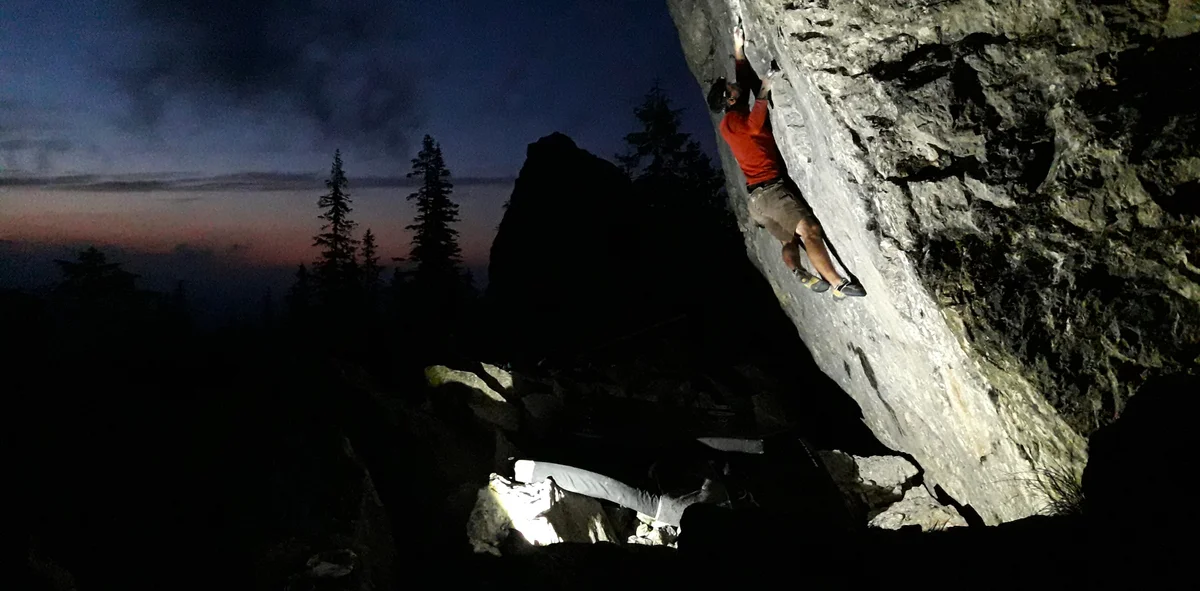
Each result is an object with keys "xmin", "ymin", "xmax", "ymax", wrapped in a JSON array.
[{"xmin": 1031, "ymin": 466, "xmax": 1085, "ymax": 517}]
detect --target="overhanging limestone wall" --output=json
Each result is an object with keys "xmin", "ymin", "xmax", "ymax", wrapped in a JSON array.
[{"xmin": 665, "ymin": 0, "xmax": 1199, "ymax": 522}]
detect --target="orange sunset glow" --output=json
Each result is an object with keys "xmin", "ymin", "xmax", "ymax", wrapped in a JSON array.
[{"xmin": 1, "ymin": 183, "xmax": 509, "ymax": 273}]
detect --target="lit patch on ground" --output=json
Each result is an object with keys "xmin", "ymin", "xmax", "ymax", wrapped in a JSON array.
[{"xmin": 466, "ymin": 474, "xmax": 617, "ymax": 556}]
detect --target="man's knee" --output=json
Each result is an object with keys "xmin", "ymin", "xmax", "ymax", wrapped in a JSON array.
[{"xmin": 796, "ymin": 218, "xmax": 824, "ymax": 242}]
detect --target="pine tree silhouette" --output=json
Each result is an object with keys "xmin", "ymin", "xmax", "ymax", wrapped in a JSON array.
[
  {"xmin": 287, "ymin": 263, "xmax": 312, "ymax": 320},
  {"xmin": 618, "ymin": 83, "xmax": 725, "ymax": 214},
  {"xmin": 405, "ymin": 135, "xmax": 464, "ymax": 297},
  {"xmin": 312, "ymin": 150, "xmax": 359, "ymax": 308},
  {"xmin": 54, "ymin": 246, "xmax": 139, "ymax": 298},
  {"xmin": 388, "ymin": 256, "xmax": 409, "ymax": 288},
  {"xmin": 53, "ymin": 246, "xmax": 145, "ymax": 347},
  {"xmin": 360, "ymin": 228, "xmax": 383, "ymax": 312}
]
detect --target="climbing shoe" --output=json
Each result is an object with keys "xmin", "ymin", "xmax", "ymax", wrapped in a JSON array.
[
  {"xmin": 832, "ymin": 279, "xmax": 867, "ymax": 298},
  {"xmin": 793, "ymin": 268, "xmax": 830, "ymax": 293}
]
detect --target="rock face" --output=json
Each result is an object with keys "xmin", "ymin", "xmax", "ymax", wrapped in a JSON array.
[
  {"xmin": 819, "ymin": 450, "xmax": 920, "ymax": 516},
  {"xmin": 667, "ymin": 0, "xmax": 1200, "ymax": 522},
  {"xmin": 818, "ymin": 449, "xmax": 967, "ymax": 530},
  {"xmin": 486, "ymin": 133, "xmax": 650, "ymax": 362},
  {"xmin": 870, "ymin": 487, "xmax": 969, "ymax": 531},
  {"xmin": 426, "ymin": 364, "xmax": 521, "ymax": 431},
  {"xmin": 628, "ymin": 513, "xmax": 681, "ymax": 547},
  {"xmin": 868, "ymin": 485, "xmax": 969, "ymax": 530}
]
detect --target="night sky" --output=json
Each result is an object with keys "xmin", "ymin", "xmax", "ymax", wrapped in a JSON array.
[
  {"xmin": 1, "ymin": 0, "xmax": 714, "ymax": 175},
  {"xmin": 1, "ymin": 0, "xmax": 716, "ymax": 323}
]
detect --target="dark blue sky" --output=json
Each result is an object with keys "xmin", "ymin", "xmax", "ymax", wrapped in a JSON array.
[
  {"xmin": 2, "ymin": 0, "xmax": 719, "ymax": 325},
  {"xmin": 1, "ymin": 0, "xmax": 715, "ymax": 179}
]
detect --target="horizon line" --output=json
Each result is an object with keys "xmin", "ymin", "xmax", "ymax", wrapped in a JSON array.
[{"xmin": 0, "ymin": 171, "xmax": 516, "ymax": 193}]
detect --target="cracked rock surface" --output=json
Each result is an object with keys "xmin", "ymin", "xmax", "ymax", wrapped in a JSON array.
[
  {"xmin": 869, "ymin": 486, "xmax": 969, "ymax": 530},
  {"xmin": 668, "ymin": 0, "xmax": 1199, "ymax": 522},
  {"xmin": 819, "ymin": 450, "xmax": 919, "ymax": 519}
]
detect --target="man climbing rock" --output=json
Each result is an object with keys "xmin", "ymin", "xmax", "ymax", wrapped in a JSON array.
[{"xmin": 708, "ymin": 25, "xmax": 866, "ymax": 298}]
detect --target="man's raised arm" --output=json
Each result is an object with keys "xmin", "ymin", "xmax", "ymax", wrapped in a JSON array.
[{"xmin": 733, "ymin": 24, "xmax": 762, "ymax": 98}]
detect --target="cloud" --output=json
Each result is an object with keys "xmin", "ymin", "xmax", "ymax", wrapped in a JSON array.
[
  {"xmin": 0, "ymin": 102, "xmax": 75, "ymax": 174},
  {"xmin": 114, "ymin": 0, "xmax": 422, "ymax": 156},
  {"xmin": 0, "ymin": 171, "xmax": 516, "ymax": 192},
  {"xmin": 68, "ymin": 179, "xmax": 176, "ymax": 192},
  {"xmin": 0, "ymin": 139, "xmax": 72, "ymax": 152},
  {"xmin": 0, "ymin": 140, "xmax": 72, "ymax": 174},
  {"xmin": 0, "ymin": 100, "xmax": 61, "ymax": 131}
]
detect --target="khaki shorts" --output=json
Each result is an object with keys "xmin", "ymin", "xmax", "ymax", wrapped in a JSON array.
[{"xmin": 747, "ymin": 179, "xmax": 817, "ymax": 242}]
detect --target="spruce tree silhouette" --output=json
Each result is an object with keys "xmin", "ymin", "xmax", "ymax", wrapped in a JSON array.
[
  {"xmin": 360, "ymin": 228, "xmax": 383, "ymax": 312},
  {"xmin": 287, "ymin": 263, "xmax": 312, "ymax": 321},
  {"xmin": 405, "ymin": 135, "xmax": 467, "ymax": 335},
  {"xmin": 387, "ymin": 256, "xmax": 410, "ymax": 309},
  {"xmin": 616, "ymin": 85, "xmax": 773, "ymax": 384},
  {"xmin": 53, "ymin": 246, "xmax": 140, "ymax": 322},
  {"xmin": 617, "ymin": 83, "xmax": 725, "ymax": 216},
  {"xmin": 312, "ymin": 150, "xmax": 360, "ymax": 310},
  {"xmin": 52, "ymin": 246, "xmax": 152, "ymax": 354},
  {"xmin": 54, "ymin": 246, "xmax": 139, "ymax": 299}
]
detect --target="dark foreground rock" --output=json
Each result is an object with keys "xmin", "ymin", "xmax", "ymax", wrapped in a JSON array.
[
  {"xmin": 22, "ymin": 350, "xmax": 1194, "ymax": 588},
  {"xmin": 20, "ymin": 356, "xmax": 401, "ymax": 591},
  {"xmin": 470, "ymin": 372, "xmax": 1196, "ymax": 587}
]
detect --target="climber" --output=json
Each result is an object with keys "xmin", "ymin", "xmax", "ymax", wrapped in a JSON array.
[
  {"xmin": 505, "ymin": 433, "xmax": 844, "ymax": 527},
  {"xmin": 708, "ymin": 25, "xmax": 866, "ymax": 298},
  {"xmin": 511, "ymin": 459, "xmax": 726, "ymax": 527}
]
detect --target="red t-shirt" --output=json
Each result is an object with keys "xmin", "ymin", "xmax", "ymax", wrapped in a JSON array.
[{"xmin": 719, "ymin": 60, "xmax": 784, "ymax": 186}]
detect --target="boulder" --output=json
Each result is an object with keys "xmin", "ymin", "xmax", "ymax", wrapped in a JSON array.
[
  {"xmin": 425, "ymin": 364, "xmax": 521, "ymax": 431},
  {"xmin": 819, "ymin": 450, "xmax": 919, "ymax": 517},
  {"xmin": 466, "ymin": 474, "xmax": 617, "ymax": 556},
  {"xmin": 628, "ymin": 513, "xmax": 680, "ymax": 548},
  {"xmin": 869, "ymin": 487, "xmax": 968, "ymax": 531},
  {"xmin": 668, "ymin": 0, "xmax": 1200, "ymax": 522},
  {"xmin": 484, "ymin": 133, "xmax": 649, "ymax": 363},
  {"xmin": 425, "ymin": 364, "xmax": 513, "ymax": 403}
]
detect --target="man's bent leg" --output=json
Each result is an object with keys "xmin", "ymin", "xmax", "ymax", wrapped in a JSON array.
[
  {"xmin": 780, "ymin": 237, "xmax": 803, "ymax": 271},
  {"xmin": 759, "ymin": 183, "xmax": 828, "ymax": 277},
  {"xmin": 782, "ymin": 237, "xmax": 830, "ymax": 292},
  {"xmin": 796, "ymin": 219, "xmax": 845, "ymax": 286}
]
